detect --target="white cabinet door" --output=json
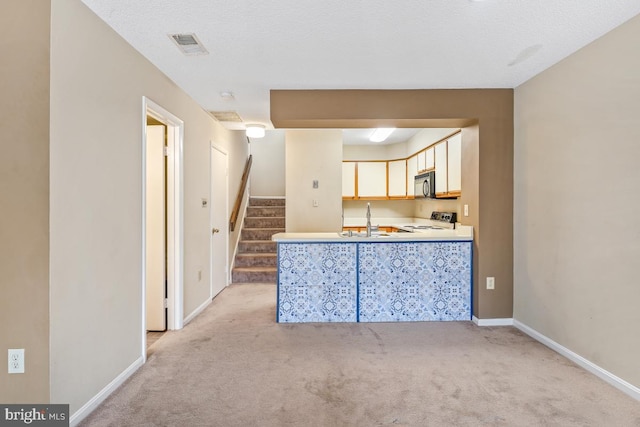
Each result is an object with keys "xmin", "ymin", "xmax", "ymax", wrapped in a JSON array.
[
  {"xmin": 342, "ymin": 162, "xmax": 356, "ymax": 198},
  {"xmin": 417, "ymin": 150, "xmax": 426, "ymax": 172},
  {"xmin": 388, "ymin": 159, "xmax": 407, "ymax": 197},
  {"xmin": 425, "ymin": 146, "xmax": 435, "ymax": 170},
  {"xmin": 447, "ymin": 133, "xmax": 462, "ymax": 195},
  {"xmin": 434, "ymin": 141, "xmax": 448, "ymax": 196},
  {"xmin": 406, "ymin": 154, "xmax": 418, "ymax": 198},
  {"xmin": 358, "ymin": 161, "xmax": 387, "ymax": 197}
]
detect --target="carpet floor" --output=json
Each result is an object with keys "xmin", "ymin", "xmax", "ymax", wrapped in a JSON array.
[{"xmin": 80, "ymin": 284, "xmax": 640, "ymax": 426}]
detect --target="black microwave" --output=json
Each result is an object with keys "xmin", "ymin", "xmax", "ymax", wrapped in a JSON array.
[{"xmin": 414, "ymin": 171, "xmax": 436, "ymax": 198}]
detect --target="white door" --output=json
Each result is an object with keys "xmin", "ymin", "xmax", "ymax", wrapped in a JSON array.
[
  {"xmin": 210, "ymin": 144, "xmax": 229, "ymax": 298},
  {"xmin": 146, "ymin": 125, "xmax": 166, "ymax": 331}
]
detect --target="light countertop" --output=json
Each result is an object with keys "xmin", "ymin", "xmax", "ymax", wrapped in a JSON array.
[{"xmin": 272, "ymin": 224, "xmax": 473, "ymax": 242}]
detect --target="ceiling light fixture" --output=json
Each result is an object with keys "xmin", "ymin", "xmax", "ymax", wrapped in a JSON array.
[
  {"xmin": 246, "ymin": 124, "xmax": 266, "ymax": 138},
  {"xmin": 219, "ymin": 91, "xmax": 234, "ymax": 100},
  {"xmin": 369, "ymin": 128, "xmax": 395, "ymax": 143}
]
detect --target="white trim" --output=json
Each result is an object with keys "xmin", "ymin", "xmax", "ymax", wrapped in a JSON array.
[
  {"xmin": 142, "ymin": 97, "xmax": 185, "ymax": 347},
  {"xmin": 249, "ymin": 195, "xmax": 285, "ymax": 199},
  {"xmin": 514, "ymin": 319, "xmax": 640, "ymax": 401},
  {"xmin": 183, "ymin": 298, "xmax": 212, "ymax": 326},
  {"xmin": 166, "ymin": 118, "xmax": 185, "ymax": 331},
  {"xmin": 472, "ymin": 316, "xmax": 514, "ymax": 326},
  {"xmin": 69, "ymin": 356, "xmax": 144, "ymax": 426}
]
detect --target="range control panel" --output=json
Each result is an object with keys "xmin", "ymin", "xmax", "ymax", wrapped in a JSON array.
[{"xmin": 430, "ymin": 211, "xmax": 457, "ymax": 224}]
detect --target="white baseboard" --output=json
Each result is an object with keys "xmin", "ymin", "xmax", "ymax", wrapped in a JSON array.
[
  {"xmin": 250, "ymin": 195, "xmax": 285, "ymax": 199},
  {"xmin": 183, "ymin": 298, "xmax": 212, "ymax": 326},
  {"xmin": 472, "ymin": 316, "xmax": 514, "ymax": 326},
  {"xmin": 70, "ymin": 356, "xmax": 144, "ymax": 426},
  {"xmin": 514, "ymin": 319, "xmax": 640, "ymax": 401}
]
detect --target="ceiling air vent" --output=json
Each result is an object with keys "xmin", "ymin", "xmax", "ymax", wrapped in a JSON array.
[
  {"xmin": 169, "ymin": 33, "xmax": 208, "ymax": 55},
  {"xmin": 209, "ymin": 111, "xmax": 244, "ymax": 123}
]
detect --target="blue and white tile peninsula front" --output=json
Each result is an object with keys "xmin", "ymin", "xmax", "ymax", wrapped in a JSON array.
[
  {"xmin": 277, "ymin": 243, "xmax": 358, "ymax": 322},
  {"xmin": 275, "ymin": 233, "xmax": 473, "ymax": 323},
  {"xmin": 358, "ymin": 242, "xmax": 471, "ymax": 322}
]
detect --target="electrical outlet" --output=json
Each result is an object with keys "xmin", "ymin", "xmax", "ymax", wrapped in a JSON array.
[
  {"xmin": 486, "ymin": 277, "xmax": 495, "ymax": 290},
  {"xmin": 313, "ymin": 200, "xmax": 319, "ymax": 207},
  {"xmin": 8, "ymin": 349, "xmax": 24, "ymax": 374}
]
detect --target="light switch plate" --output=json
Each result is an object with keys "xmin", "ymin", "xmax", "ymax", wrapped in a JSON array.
[{"xmin": 486, "ymin": 277, "xmax": 495, "ymax": 290}]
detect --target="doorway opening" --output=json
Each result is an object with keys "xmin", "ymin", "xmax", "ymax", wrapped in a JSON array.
[{"xmin": 142, "ymin": 97, "xmax": 184, "ymax": 360}]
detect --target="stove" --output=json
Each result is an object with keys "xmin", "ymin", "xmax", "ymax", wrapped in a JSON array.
[{"xmin": 401, "ymin": 211, "xmax": 458, "ymax": 232}]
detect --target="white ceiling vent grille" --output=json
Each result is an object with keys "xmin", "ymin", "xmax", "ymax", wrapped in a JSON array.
[
  {"xmin": 169, "ymin": 33, "xmax": 208, "ymax": 55},
  {"xmin": 209, "ymin": 111, "xmax": 243, "ymax": 123}
]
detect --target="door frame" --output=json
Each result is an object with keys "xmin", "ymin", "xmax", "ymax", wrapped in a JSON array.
[
  {"xmin": 141, "ymin": 97, "xmax": 185, "ymax": 358},
  {"xmin": 210, "ymin": 142, "xmax": 230, "ymax": 296}
]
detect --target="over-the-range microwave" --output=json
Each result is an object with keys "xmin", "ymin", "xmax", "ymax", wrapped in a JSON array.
[{"xmin": 414, "ymin": 171, "xmax": 436, "ymax": 198}]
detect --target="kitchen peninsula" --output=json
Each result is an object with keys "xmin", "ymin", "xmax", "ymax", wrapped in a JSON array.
[{"xmin": 273, "ymin": 222, "xmax": 473, "ymax": 323}]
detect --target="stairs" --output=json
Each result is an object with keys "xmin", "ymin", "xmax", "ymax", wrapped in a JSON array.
[{"xmin": 232, "ymin": 198, "xmax": 284, "ymax": 283}]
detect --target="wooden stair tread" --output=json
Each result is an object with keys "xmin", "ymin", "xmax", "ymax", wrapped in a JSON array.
[{"xmin": 233, "ymin": 197, "xmax": 284, "ymax": 284}]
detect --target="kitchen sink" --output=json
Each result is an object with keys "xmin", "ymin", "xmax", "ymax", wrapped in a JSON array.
[{"xmin": 338, "ymin": 231, "xmax": 391, "ymax": 238}]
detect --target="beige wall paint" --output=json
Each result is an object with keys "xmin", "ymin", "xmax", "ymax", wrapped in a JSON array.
[
  {"xmin": 49, "ymin": 0, "xmax": 248, "ymax": 415},
  {"xmin": 514, "ymin": 15, "xmax": 640, "ymax": 388},
  {"xmin": 285, "ymin": 130, "xmax": 342, "ymax": 232},
  {"xmin": 271, "ymin": 89, "xmax": 513, "ymax": 319},
  {"xmin": 250, "ymin": 130, "xmax": 285, "ymax": 197},
  {"xmin": 0, "ymin": 0, "xmax": 51, "ymax": 403}
]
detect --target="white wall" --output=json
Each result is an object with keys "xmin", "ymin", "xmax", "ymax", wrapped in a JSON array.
[
  {"xmin": 285, "ymin": 130, "xmax": 342, "ymax": 232},
  {"xmin": 250, "ymin": 130, "xmax": 285, "ymax": 197},
  {"xmin": 50, "ymin": 0, "xmax": 248, "ymax": 416},
  {"xmin": 343, "ymin": 141, "xmax": 406, "ymax": 161},
  {"xmin": 514, "ymin": 14, "xmax": 640, "ymax": 389}
]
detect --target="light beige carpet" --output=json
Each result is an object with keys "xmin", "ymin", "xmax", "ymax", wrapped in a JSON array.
[{"xmin": 80, "ymin": 284, "xmax": 640, "ymax": 426}]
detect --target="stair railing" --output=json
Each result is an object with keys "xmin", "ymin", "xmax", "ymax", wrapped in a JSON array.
[{"xmin": 230, "ymin": 154, "xmax": 252, "ymax": 232}]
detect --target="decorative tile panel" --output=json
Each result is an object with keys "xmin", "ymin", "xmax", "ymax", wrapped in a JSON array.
[
  {"xmin": 358, "ymin": 242, "xmax": 472, "ymax": 322},
  {"xmin": 277, "ymin": 243, "xmax": 357, "ymax": 323}
]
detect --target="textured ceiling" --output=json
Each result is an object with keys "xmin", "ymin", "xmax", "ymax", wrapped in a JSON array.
[{"xmin": 81, "ymin": 0, "xmax": 640, "ymax": 133}]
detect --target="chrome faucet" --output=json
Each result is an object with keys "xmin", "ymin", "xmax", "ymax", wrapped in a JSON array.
[{"xmin": 366, "ymin": 203, "xmax": 372, "ymax": 237}]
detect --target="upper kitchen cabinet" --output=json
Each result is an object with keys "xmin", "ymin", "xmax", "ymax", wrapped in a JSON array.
[
  {"xmin": 406, "ymin": 154, "xmax": 418, "ymax": 198},
  {"xmin": 388, "ymin": 159, "xmax": 407, "ymax": 198},
  {"xmin": 425, "ymin": 146, "xmax": 435, "ymax": 170},
  {"xmin": 434, "ymin": 132, "xmax": 462, "ymax": 198},
  {"xmin": 357, "ymin": 161, "xmax": 387, "ymax": 198},
  {"xmin": 342, "ymin": 161, "xmax": 357, "ymax": 199},
  {"xmin": 416, "ymin": 146, "xmax": 434, "ymax": 173},
  {"xmin": 446, "ymin": 132, "xmax": 462, "ymax": 197},
  {"xmin": 417, "ymin": 150, "xmax": 426, "ymax": 172},
  {"xmin": 434, "ymin": 141, "xmax": 448, "ymax": 196}
]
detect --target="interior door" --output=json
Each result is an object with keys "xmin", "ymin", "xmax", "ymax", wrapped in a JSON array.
[
  {"xmin": 146, "ymin": 125, "xmax": 167, "ymax": 331},
  {"xmin": 210, "ymin": 145, "xmax": 229, "ymax": 298}
]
